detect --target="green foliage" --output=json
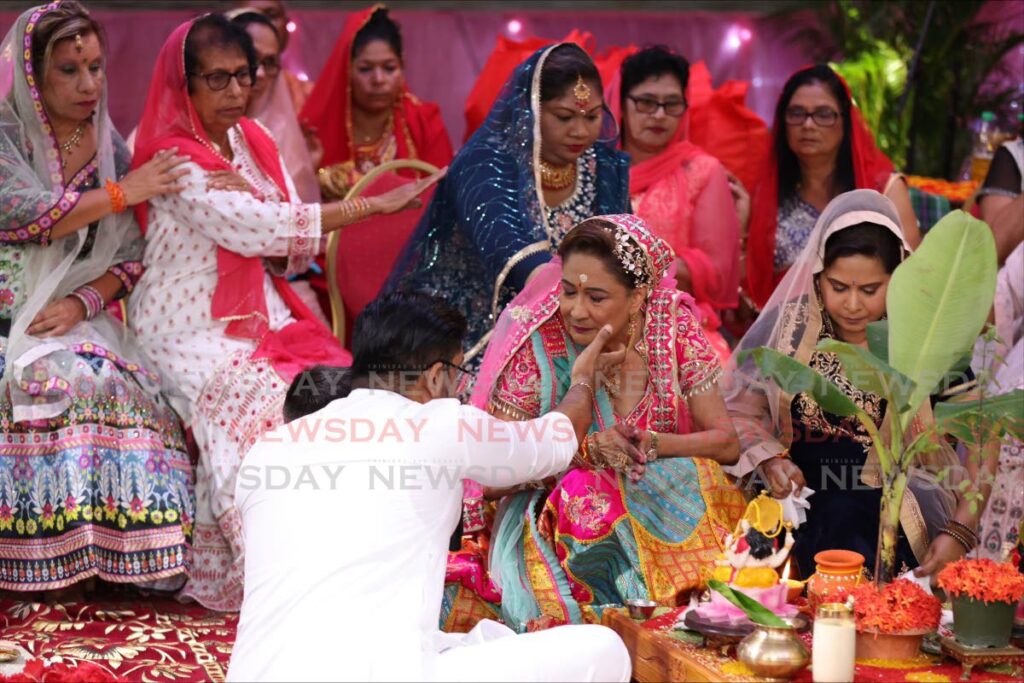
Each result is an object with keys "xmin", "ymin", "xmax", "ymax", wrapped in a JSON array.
[
  {"xmin": 707, "ymin": 580, "xmax": 791, "ymax": 628},
  {"xmin": 815, "ymin": 1, "xmax": 1024, "ymax": 177},
  {"xmin": 830, "ymin": 44, "xmax": 910, "ymax": 168},
  {"xmin": 887, "ymin": 211, "xmax": 997, "ymax": 423},
  {"xmin": 736, "ymin": 348, "xmax": 860, "ymax": 417}
]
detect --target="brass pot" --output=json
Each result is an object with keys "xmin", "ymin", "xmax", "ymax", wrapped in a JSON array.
[{"xmin": 737, "ymin": 625, "xmax": 810, "ymax": 681}]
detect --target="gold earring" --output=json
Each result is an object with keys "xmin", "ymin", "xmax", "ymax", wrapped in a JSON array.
[
  {"xmin": 627, "ymin": 312, "xmax": 638, "ymax": 343},
  {"xmin": 815, "ymin": 280, "xmax": 835, "ymax": 338}
]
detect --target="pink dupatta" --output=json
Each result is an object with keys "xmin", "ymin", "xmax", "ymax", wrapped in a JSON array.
[
  {"xmin": 606, "ymin": 59, "xmax": 740, "ymax": 356},
  {"xmin": 132, "ymin": 20, "xmax": 349, "ymax": 380}
]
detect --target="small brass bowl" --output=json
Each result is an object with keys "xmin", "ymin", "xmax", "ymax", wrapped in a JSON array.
[{"xmin": 625, "ymin": 598, "xmax": 657, "ymax": 620}]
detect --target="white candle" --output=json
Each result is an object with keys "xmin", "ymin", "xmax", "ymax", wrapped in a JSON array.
[{"xmin": 813, "ymin": 605, "xmax": 856, "ymax": 683}]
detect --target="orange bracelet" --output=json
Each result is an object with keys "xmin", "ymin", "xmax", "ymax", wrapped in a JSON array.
[{"xmin": 105, "ymin": 178, "xmax": 127, "ymax": 213}]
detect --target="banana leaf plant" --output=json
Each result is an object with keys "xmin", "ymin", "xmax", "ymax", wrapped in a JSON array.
[{"xmin": 739, "ymin": 211, "xmax": 1024, "ymax": 584}]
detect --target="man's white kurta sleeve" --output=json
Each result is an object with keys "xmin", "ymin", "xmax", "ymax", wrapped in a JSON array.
[{"xmin": 453, "ymin": 405, "xmax": 577, "ymax": 488}]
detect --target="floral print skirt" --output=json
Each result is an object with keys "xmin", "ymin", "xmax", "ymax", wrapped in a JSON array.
[{"xmin": 0, "ymin": 345, "xmax": 194, "ymax": 590}]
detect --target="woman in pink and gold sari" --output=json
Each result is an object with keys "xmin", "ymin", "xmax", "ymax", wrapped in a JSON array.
[
  {"xmin": 609, "ymin": 47, "xmax": 745, "ymax": 360},
  {"xmin": 464, "ymin": 214, "xmax": 745, "ymax": 628}
]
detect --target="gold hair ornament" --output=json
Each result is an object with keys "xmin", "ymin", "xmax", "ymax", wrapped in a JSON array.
[{"xmin": 573, "ymin": 74, "xmax": 591, "ymax": 112}]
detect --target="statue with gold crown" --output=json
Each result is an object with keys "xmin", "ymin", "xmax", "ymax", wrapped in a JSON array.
[{"xmin": 696, "ymin": 492, "xmax": 799, "ymax": 622}]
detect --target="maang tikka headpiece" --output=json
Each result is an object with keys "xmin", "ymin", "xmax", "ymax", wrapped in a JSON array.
[
  {"xmin": 74, "ymin": 33, "xmax": 83, "ymax": 51},
  {"xmin": 573, "ymin": 74, "xmax": 591, "ymax": 113}
]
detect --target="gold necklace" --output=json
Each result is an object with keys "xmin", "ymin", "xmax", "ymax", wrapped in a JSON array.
[
  {"xmin": 58, "ymin": 122, "xmax": 86, "ymax": 167},
  {"xmin": 539, "ymin": 159, "xmax": 576, "ymax": 191}
]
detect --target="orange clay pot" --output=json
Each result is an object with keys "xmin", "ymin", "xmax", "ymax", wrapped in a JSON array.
[
  {"xmin": 855, "ymin": 628, "xmax": 928, "ymax": 661},
  {"xmin": 806, "ymin": 550, "xmax": 865, "ymax": 611}
]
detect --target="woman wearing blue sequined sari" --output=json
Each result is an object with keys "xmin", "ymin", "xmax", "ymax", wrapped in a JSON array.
[{"xmin": 384, "ymin": 43, "xmax": 630, "ymax": 362}]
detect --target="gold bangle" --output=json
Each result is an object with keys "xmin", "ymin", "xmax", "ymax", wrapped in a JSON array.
[
  {"xmin": 648, "ymin": 429, "xmax": 659, "ymax": 455},
  {"xmin": 569, "ymin": 380, "xmax": 595, "ymax": 403}
]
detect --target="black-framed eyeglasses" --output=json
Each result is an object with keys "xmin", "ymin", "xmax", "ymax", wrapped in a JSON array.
[
  {"xmin": 785, "ymin": 106, "xmax": 840, "ymax": 127},
  {"xmin": 257, "ymin": 56, "xmax": 281, "ymax": 77},
  {"xmin": 188, "ymin": 67, "xmax": 255, "ymax": 91},
  {"xmin": 627, "ymin": 95, "xmax": 686, "ymax": 117},
  {"xmin": 431, "ymin": 359, "xmax": 476, "ymax": 379}
]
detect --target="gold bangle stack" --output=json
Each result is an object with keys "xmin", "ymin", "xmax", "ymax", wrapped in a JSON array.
[
  {"xmin": 337, "ymin": 196, "xmax": 372, "ymax": 224},
  {"xmin": 940, "ymin": 520, "xmax": 979, "ymax": 553}
]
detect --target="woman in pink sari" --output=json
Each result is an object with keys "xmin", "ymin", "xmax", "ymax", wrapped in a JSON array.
[
  {"xmin": 456, "ymin": 214, "xmax": 745, "ymax": 628},
  {"xmin": 610, "ymin": 47, "xmax": 744, "ymax": 360}
]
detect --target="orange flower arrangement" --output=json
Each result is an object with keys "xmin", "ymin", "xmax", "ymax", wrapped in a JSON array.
[
  {"xmin": 937, "ymin": 557, "xmax": 1024, "ymax": 604},
  {"xmin": 851, "ymin": 579, "xmax": 942, "ymax": 634},
  {"xmin": 905, "ymin": 176, "xmax": 980, "ymax": 203}
]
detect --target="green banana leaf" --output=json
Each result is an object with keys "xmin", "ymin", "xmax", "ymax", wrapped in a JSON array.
[
  {"xmin": 707, "ymin": 579, "xmax": 790, "ymax": 628},
  {"xmin": 817, "ymin": 338, "xmax": 915, "ymax": 412},
  {"xmin": 934, "ymin": 389, "xmax": 1024, "ymax": 445},
  {"xmin": 737, "ymin": 348, "xmax": 860, "ymax": 417},
  {"xmin": 887, "ymin": 211, "xmax": 997, "ymax": 422},
  {"xmin": 867, "ymin": 320, "xmax": 889, "ymax": 364},
  {"xmin": 866, "ymin": 320, "xmax": 972, "ymax": 399}
]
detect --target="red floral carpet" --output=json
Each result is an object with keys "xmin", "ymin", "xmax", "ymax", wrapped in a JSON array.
[{"xmin": 0, "ymin": 594, "xmax": 235, "ymax": 682}]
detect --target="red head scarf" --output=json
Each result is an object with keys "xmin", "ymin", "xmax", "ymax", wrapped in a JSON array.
[
  {"xmin": 745, "ymin": 67, "xmax": 894, "ymax": 308},
  {"xmin": 132, "ymin": 18, "xmax": 350, "ymax": 376},
  {"xmin": 299, "ymin": 5, "xmax": 451, "ymax": 170}
]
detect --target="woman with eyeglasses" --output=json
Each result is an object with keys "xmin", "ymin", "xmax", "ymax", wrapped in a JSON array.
[
  {"xmin": 611, "ymin": 46, "xmax": 744, "ymax": 361},
  {"xmin": 743, "ymin": 64, "xmax": 921, "ymax": 311},
  {"xmin": 129, "ymin": 14, "xmax": 443, "ymax": 611},
  {"xmin": 229, "ymin": 10, "xmax": 320, "ymax": 203}
]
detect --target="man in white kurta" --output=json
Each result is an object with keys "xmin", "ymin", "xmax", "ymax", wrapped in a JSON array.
[
  {"xmin": 229, "ymin": 390, "xmax": 630, "ymax": 682},
  {"xmin": 227, "ymin": 299, "xmax": 632, "ymax": 682}
]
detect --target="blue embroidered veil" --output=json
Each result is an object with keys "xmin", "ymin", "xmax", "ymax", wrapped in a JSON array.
[{"xmin": 383, "ymin": 43, "xmax": 630, "ymax": 359}]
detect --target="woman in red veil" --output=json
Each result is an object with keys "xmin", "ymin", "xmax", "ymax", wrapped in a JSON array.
[
  {"xmin": 743, "ymin": 64, "xmax": 920, "ymax": 310},
  {"xmin": 607, "ymin": 46, "xmax": 746, "ymax": 361},
  {"xmin": 129, "ymin": 14, "xmax": 437, "ymax": 611},
  {"xmin": 301, "ymin": 4, "xmax": 452, "ymax": 200}
]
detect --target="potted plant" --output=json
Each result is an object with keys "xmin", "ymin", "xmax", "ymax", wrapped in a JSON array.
[
  {"xmin": 850, "ymin": 578, "xmax": 941, "ymax": 660},
  {"xmin": 743, "ymin": 211, "xmax": 1024, "ymax": 585},
  {"xmin": 937, "ymin": 558, "xmax": 1024, "ymax": 648}
]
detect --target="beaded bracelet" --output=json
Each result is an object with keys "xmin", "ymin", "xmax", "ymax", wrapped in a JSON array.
[
  {"xmin": 940, "ymin": 523, "xmax": 975, "ymax": 553},
  {"xmin": 105, "ymin": 178, "xmax": 127, "ymax": 213},
  {"xmin": 946, "ymin": 519, "xmax": 980, "ymax": 546},
  {"xmin": 70, "ymin": 284, "xmax": 104, "ymax": 320}
]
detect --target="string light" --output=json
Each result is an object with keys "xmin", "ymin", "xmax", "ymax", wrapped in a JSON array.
[
  {"xmin": 506, "ymin": 19, "xmax": 522, "ymax": 35},
  {"xmin": 723, "ymin": 25, "xmax": 752, "ymax": 52},
  {"xmin": 286, "ymin": 20, "xmax": 296, "ymax": 33}
]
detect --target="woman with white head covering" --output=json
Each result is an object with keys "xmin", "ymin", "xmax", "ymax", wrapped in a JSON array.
[
  {"xmin": 0, "ymin": 1, "xmax": 193, "ymax": 595},
  {"xmin": 724, "ymin": 189, "xmax": 978, "ymax": 578}
]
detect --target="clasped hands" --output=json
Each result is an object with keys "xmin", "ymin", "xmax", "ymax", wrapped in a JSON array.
[{"xmin": 585, "ymin": 424, "xmax": 649, "ymax": 483}]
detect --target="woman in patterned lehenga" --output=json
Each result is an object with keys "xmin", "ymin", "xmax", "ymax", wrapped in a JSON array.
[
  {"xmin": 0, "ymin": 1, "xmax": 194, "ymax": 594},
  {"xmin": 447, "ymin": 214, "xmax": 744, "ymax": 630},
  {"xmin": 384, "ymin": 43, "xmax": 630, "ymax": 363}
]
